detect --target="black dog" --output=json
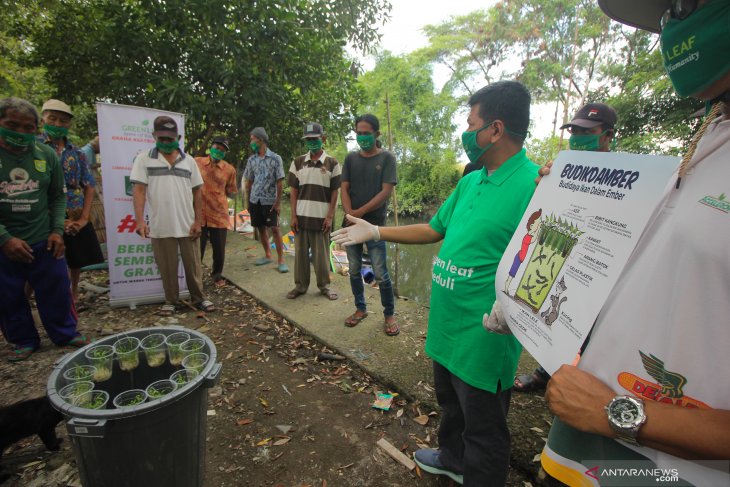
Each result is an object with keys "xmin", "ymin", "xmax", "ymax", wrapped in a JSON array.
[{"xmin": 0, "ymin": 396, "xmax": 63, "ymax": 481}]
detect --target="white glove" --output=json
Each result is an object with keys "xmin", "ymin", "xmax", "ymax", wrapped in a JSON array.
[
  {"xmin": 483, "ymin": 300, "xmax": 511, "ymax": 335},
  {"xmin": 331, "ymin": 215, "xmax": 380, "ymax": 246}
]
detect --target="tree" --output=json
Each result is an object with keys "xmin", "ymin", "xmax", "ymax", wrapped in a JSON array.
[{"xmin": 23, "ymin": 0, "xmax": 390, "ymax": 166}]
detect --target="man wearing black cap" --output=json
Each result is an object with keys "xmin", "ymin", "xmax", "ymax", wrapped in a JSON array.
[
  {"xmin": 131, "ymin": 116, "xmax": 216, "ymax": 315},
  {"xmin": 540, "ymin": 1, "xmax": 730, "ymax": 485},
  {"xmin": 243, "ymin": 127, "xmax": 288, "ymax": 272},
  {"xmin": 195, "ymin": 136, "xmax": 238, "ymax": 287},
  {"xmin": 286, "ymin": 122, "xmax": 341, "ymax": 300},
  {"xmin": 513, "ymin": 102, "xmax": 619, "ymax": 394}
]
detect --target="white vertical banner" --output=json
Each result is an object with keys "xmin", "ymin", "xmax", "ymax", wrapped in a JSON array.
[{"xmin": 97, "ymin": 103, "xmax": 188, "ymax": 307}]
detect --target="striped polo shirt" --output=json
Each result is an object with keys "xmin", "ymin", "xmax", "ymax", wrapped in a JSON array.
[
  {"xmin": 287, "ymin": 151, "xmax": 341, "ymax": 231},
  {"xmin": 130, "ymin": 147, "xmax": 203, "ymax": 238}
]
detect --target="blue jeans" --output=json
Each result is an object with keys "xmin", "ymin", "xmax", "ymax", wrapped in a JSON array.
[{"xmin": 346, "ymin": 240, "xmax": 395, "ymax": 317}]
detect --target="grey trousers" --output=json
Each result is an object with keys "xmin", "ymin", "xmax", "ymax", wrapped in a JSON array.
[
  {"xmin": 293, "ymin": 229, "xmax": 331, "ymax": 293},
  {"xmin": 151, "ymin": 237, "xmax": 205, "ymax": 305}
]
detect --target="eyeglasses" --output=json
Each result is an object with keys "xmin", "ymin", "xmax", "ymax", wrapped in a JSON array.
[{"xmin": 660, "ymin": 0, "xmax": 699, "ymax": 30}]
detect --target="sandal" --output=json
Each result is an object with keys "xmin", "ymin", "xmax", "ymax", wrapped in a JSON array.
[
  {"xmin": 255, "ymin": 257, "xmax": 273, "ymax": 266},
  {"xmin": 384, "ymin": 317, "xmax": 400, "ymax": 336},
  {"xmin": 344, "ymin": 311, "xmax": 367, "ymax": 327},
  {"xmin": 321, "ymin": 289, "xmax": 338, "ymax": 301},
  {"xmin": 514, "ymin": 371, "xmax": 549, "ymax": 393},
  {"xmin": 214, "ymin": 279, "xmax": 226, "ymax": 288},
  {"xmin": 8, "ymin": 346, "xmax": 36, "ymax": 362},
  {"xmin": 66, "ymin": 335, "xmax": 91, "ymax": 348},
  {"xmin": 196, "ymin": 300, "xmax": 216, "ymax": 312},
  {"xmin": 287, "ymin": 289, "xmax": 305, "ymax": 299},
  {"xmin": 157, "ymin": 304, "xmax": 176, "ymax": 316}
]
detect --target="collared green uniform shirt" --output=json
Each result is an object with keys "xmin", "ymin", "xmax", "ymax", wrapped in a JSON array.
[{"xmin": 426, "ymin": 149, "xmax": 539, "ymax": 392}]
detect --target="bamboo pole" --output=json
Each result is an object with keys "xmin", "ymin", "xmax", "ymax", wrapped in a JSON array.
[
  {"xmin": 385, "ymin": 92, "xmax": 400, "ymax": 297},
  {"xmin": 558, "ymin": 10, "xmax": 581, "ymax": 151}
]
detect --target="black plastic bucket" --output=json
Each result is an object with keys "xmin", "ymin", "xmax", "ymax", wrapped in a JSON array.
[{"xmin": 47, "ymin": 326, "xmax": 221, "ymax": 487}]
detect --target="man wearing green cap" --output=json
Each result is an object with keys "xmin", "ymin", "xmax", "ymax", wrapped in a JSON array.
[
  {"xmin": 39, "ymin": 99, "xmax": 104, "ymax": 302},
  {"xmin": 540, "ymin": 1, "xmax": 730, "ymax": 485}
]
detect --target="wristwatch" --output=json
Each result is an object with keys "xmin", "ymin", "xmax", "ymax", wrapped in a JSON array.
[{"xmin": 605, "ymin": 395, "xmax": 646, "ymax": 445}]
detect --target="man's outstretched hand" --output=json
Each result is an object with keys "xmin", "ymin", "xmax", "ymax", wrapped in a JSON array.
[{"xmin": 331, "ymin": 215, "xmax": 380, "ymax": 246}]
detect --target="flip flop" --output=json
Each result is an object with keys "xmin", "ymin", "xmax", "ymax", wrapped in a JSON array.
[
  {"xmin": 66, "ymin": 335, "xmax": 91, "ymax": 348},
  {"xmin": 514, "ymin": 372, "xmax": 548, "ymax": 393},
  {"xmin": 8, "ymin": 346, "xmax": 36, "ymax": 362},
  {"xmin": 157, "ymin": 304, "xmax": 176, "ymax": 316},
  {"xmin": 278, "ymin": 263, "xmax": 289, "ymax": 273},
  {"xmin": 287, "ymin": 289, "xmax": 305, "ymax": 299},
  {"xmin": 196, "ymin": 300, "xmax": 216, "ymax": 312},
  {"xmin": 321, "ymin": 289, "xmax": 338, "ymax": 301},
  {"xmin": 344, "ymin": 311, "xmax": 367, "ymax": 327},
  {"xmin": 384, "ymin": 318, "xmax": 400, "ymax": 336},
  {"xmin": 255, "ymin": 258, "xmax": 273, "ymax": 266}
]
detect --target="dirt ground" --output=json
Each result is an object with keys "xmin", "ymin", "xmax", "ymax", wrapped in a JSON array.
[{"xmin": 0, "ymin": 270, "xmax": 561, "ymax": 487}]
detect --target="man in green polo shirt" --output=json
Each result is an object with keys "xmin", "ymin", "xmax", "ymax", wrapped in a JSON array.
[
  {"xmin": 0, "ymin": 97, "xmax": 88, "ymax": 362},
  {"xmin": 333, "ymin": 81, "xmax": 538, "ymax": 486}
]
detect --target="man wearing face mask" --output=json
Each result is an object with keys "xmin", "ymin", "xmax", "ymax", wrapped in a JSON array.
[
  {"xmin": 333, "ymin": 81, "xmax": 538, "ymax": 486},
  {"xmin": 131, "ymin": 116, "xmax": 215, "ymax": 316},
  {"xmin": 286, "ymin": 122, "xmax": 340, "ymax": 301},
  {"xmin": 340, "ymin": 113, "xmax": 398, "ymax": 334},
  {"xmin": 195, "ymin": 136, "xmax": 237, "ymax": 287},
  {"xmin": 0, "ymin": 97, "xmax": 89, "ymax": 361},
  {"xmin": 513, "ymin": 102, "xmax": 618, "ymax": 394},
  {"xmin": 39, "ymin": 99, "xmax": 104, "ymax": 302},
  {"xmin": 539, "ymin": 1, "xmax": 730, "ymax": 485},
  {"xmin": 243, "ymin": 127, "xmax": 288, "ymax": 272}
]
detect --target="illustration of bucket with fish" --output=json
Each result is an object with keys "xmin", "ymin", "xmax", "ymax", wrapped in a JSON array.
[{"xmin": 514, "ymin": 214, "xmax": 582, "ymax": 313}]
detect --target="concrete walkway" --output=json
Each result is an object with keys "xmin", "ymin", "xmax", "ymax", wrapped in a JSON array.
[{"xmin": 220, "ymin": 232, "xmax": 437, "ymax": 404}]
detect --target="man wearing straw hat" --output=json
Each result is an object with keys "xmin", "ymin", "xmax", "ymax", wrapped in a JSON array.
[
  {"xmin": 39, "ymin": 99, "xmax": 104, "ymax": 302},
  {"xmin": 532, "ymin": 1, "xmax": 730, "ymax": 485}
]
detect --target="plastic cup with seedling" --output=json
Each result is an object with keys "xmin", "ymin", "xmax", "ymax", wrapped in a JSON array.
[
  {"xmin": 113, "ymin": 389, "xmax": 148, "ymax": 408},
  {"xmin": 181, "ymin": 353, "xmax": 209, "ymax": 374},
  {"xmin": 170, "ymin": 368, "xmax": 199, "ymax": 387},
  {"xmin": 165, "ymin": 332, "xmax": 190, "ymax": 366},
  {"xmin": 140, "ymin": 333, "xmax": 167, "ymax": 368},
  {"xmin": 63, "ymin": 365, "xmax": 97, "ymax": 385},
  {"xmin": 113, "ymin": 336, "xmax": 141, "ymax": 372},
  {"xmin": 84, "ymin": 345, "xmax": 114, "ymax": 382},
  {"xmin": 59, "ymin": 381, "xmax": 95, "ymax": 406},
  {"xmin": 180, "ymin": 338, "xmax": 205, "ymax": 358},
  {"xmin": 145, "ymin": 379, "xmax": 177, "ymax": 400},
  {"xmin": 75, "ymin": 390, "xmax": 109, "ymax": 410}
]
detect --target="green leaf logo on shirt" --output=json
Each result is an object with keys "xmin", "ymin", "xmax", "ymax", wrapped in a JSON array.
[{"xmin": 33, "ymin": 159, "xmax": 46, "ymax": 173}]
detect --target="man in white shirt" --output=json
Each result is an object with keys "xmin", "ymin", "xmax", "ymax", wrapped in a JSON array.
[{"xmin": 130, "ymin": 116, "xmax": 215, "ymax": 315}]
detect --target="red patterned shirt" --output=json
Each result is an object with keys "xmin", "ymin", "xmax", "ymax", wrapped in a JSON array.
[{"xmin": 195, "ymin": 156, "xmax": 237, "ymax": 228}]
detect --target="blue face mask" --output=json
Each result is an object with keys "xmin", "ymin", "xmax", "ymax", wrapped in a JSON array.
[{"xmin": 461, "ymin": 122, "xmax": 494, "ymax": 163}]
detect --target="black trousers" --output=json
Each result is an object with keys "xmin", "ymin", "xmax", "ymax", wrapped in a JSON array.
[
  {"xmin": 433, "ymin": 361, "xmax": 512, "ymax": 487},
  {"xmin": 200, "ymin": 227, "xmax": 228, "ymax": 281}
]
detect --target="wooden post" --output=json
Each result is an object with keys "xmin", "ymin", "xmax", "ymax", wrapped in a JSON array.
[{"xmin": 385, "ymin": 92, "xmax": 400, "ymax": 297}]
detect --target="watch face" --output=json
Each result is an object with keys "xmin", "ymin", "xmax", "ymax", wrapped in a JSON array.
[{"xmin": 608, "ymin": 398, "xmax": 641, "ymax": 427}]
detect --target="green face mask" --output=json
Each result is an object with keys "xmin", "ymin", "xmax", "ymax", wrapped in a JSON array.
[
  {"xmin": 305, "ymin": 139, "xmax": 323, "ymax": 153},
  {"xmin": 461, "ymin": 122, "xmax": 494, "ymax": 163},
  {"xmin": 356, "ymin": 134, "xmax": 376, "ymax": 151},
  {"xmin": 0, "ymin": 126, "xmax": 36, "ymax": 149},
  {"xmin": 660, "ymin": 1, "xmax": 730, "ymax": 97},
  {"xmin": 209, "ymin": 147, "xmax": 226, "ymax": 160},
  {"xmin": 569, "ymin": 131, "xmax": 608, "ymax": 151},
  {"xmin": 156, "ymin": 140, "xmax": 179, "ymax": 154},
  {"xmin": 250, "ymin": 142, "xmax": 259, "ymax": 153},
  {"xmin": 44, "ymin": 124, "xmax": 69, "ymax": 139}
]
